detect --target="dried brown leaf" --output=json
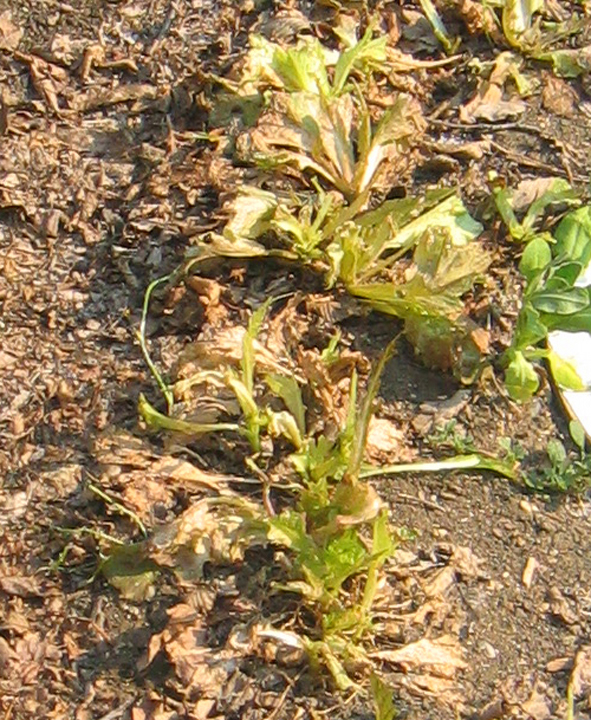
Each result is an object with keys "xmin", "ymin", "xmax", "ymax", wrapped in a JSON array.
[
  {"xmin": 521, "ymin": 556, "xmax": 539, "ymax": 589},
  {"xmin": 365, "ymin": 416, "xmax": 405, "ymax": 463},
  {"xmin": 0, "ymin": 11, "xmax": 22, "ymax": 51},
  {"xmin": 370, "ymin": 635, "xmax": 468, "ymax": 676},
  {"xmin": 520, "ymin": 688, "xmax": 552, "ymax": 720},
  {"xmin": 459, "ymin": 54, "xmax": 528, "ymax": 123},
  {"xmin": 569, "ymin": 646, "xmax": 591, "ymax": 699}
]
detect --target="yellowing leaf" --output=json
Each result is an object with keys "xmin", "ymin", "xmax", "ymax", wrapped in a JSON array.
[{"xmin": 502, "ymin": 0, "xmax": 544, "ymax": 49}]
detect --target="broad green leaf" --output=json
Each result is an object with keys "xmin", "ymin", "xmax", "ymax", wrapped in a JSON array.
[
  {"xmin": 547, "ymin": 438, "xmax": 567, "ymax": 466},
  {"xmin": 504, "ymin": 350, "xmax": 540, "ymax": 401},
  {"xmin": 549, "ymin": 260, "xmax": 585, "ymax": 287},
  {"xmin": 546, "ymin": 349, "xmax": 585, "ymax": 391},
  {"xmin": 569, "ymin": 420, "xmax": 586, "ymax": 453},
  {"xmin": 531, "ymin": 286, "xmax": 589, "ymax": 315},
  {"xmin": 542, "ymin": 307, "xmax": 591, "ymax": 333},
  {"xmin": 265, "ymin": 374, "xmax": 307, "ymax": 435},
  {"xmin": 512, "ymin": 303, "xmax": 547, "ymax": 348},
  {"xmin": 554, "ymin": 205, "xmax": 591, "ymax": 268},
  {"xmin": 519, "ymin": 236, "xmax": 551, "ymax": 280}
]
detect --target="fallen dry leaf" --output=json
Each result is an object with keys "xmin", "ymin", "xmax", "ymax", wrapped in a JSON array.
[
  {"xmin": 370, "ymin": 635, "xmax": 467, "ymax": 677},
  {"xmin": 365, "ymin": 416, "xmax": 405, "ymax": 462},
  {"xmin": 542, "ymin": 74, "xmax": 578, "ymax": 117},
  {"xmin": 423, "ymin": 545, "xmax": 484, "ymax": 598},
  {"xmin": 0, "ymin": 10, "xmax": 22, "ymax": 51},
  {"xmin": 460, "ymin": 53, "xmax": 528, "ymax": 123},
  {"xmin": 520, "ymin": 688, "xmax": 551, "ymax": 720},
  {"xmin": 569, "ymin": 646, "xmax": 591, "ymax": 699},
  {"xmin": 521, "ymin": 556, "xmax": 539, "ymax": 589},
  {"xmin": 547, "ymin": 586, "xmax": 577, "ymax": 625}
]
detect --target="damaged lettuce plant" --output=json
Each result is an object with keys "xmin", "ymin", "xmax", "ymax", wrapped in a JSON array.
[
  {"xmin": 126, "ymin": 301, "xmax": 515, "ymax": 688},
  {"xmin": 189, "ymin": 25, "xmax": 491, "ymax": 381}
]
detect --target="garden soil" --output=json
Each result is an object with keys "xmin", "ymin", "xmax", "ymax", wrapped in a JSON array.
[{"xmin": 1, "ymin": 1, "xmax": 591, "ymax": 719}]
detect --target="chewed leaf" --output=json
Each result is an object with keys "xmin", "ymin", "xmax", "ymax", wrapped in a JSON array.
[
  {"xmin": 504, "ymin": 350, "xmax": 540, "ymax": 401},
  {"xmin": 384, "ymin": 194, "xmax": 483, "ymax": 252},
  {"xmin": 354, "ymin": 94, "xmax": 425, "ymax": 195},
  {"xmin": 493, "ymin": 176, "xmax": 579, "ymax": 242},
  {"xmin": 102, "ymin": 545, "xmax": 159, "ymax": 602},
  {"xmin": 502, "ymin": 0, "xmax": 544, "ymax": 49},
  {"xmin": 554, "ymin": 205, "xmax": 591, "ymax": 269},
  {"xmin": 223, "ymin": 186, "xmax": 278, "ymax": 243},
  {"xmin": 547, "ymin": 350, "xmax": 585, "ymax": 391},
  {"xmin": 536, "ymin": 46, "xmax": 591, "ymax": 78}
]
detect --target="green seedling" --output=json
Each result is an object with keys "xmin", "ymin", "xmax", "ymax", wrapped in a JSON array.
[
  {"xmin": 526, "ymin": 420, "xmax": 591, "ymax": 493},
  {"xmin": 427, "ymin": 420, "xmax": 476, "ymax": 454}
]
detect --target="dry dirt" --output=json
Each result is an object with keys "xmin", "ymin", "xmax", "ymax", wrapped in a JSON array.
[{"xmin": 1, "ymin": 1, "xmax": 591, "ymax": 719}]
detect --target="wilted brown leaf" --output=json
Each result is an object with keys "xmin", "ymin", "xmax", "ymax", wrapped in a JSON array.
[
  {"xmin": 365, "ymin": 416, "xmax": 405, "ymax": 462},
  {"xmin": 569, "ymin": 646, "xmax": 591, "ymax": 699},
  {"xmin": 371, "ymin": 635, "xmax": 467, "ymax": 676},
  {"xmin": 520, "ymin": 688, "xmax": 552, "ymax": 720},
  {"xmin": 459, "ymin": 53, "xmax": 528, "ymax": 123},
  {"xmin": 0, "ymin": 11, "xmax": 22, "ymax": 51}
]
